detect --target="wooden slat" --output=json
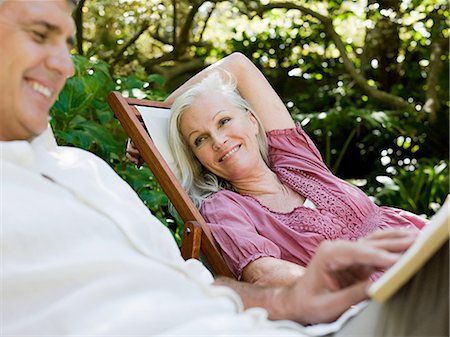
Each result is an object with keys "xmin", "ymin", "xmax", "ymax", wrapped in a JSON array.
[
  {"xmin": 181, "ymin": 221, "xmax": 202, "ymax": 260},
  {"xmin": 107, "ymin": 91, "xmax": 234, "ymax": 278}
]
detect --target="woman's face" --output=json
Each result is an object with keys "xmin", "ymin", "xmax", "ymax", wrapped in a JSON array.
[{"xmin": 179, "ymin": 91, "xmax": 264, "ymax": 183}]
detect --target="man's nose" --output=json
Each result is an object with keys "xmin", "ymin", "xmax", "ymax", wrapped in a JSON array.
[{"xmin": 47, "ymin": 44, "xmax": 75, "ymax": 78}]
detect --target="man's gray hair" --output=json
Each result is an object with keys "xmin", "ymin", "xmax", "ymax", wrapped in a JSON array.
[{"xmin": 168, "ymin": 70, "xmax": 269, "ymax": 208}]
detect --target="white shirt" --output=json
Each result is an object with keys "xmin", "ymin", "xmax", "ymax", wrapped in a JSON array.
[{"xmin": 1, "ymin": 128, "xmax": 306, "ymax": 335}]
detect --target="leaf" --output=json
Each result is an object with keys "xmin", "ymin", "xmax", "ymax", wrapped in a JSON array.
[{"xmin": 140, "ymin": 189, "xmax": 169, "ymax": 207}]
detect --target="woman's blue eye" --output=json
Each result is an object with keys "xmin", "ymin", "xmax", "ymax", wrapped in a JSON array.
[
  {"xmin": 219, "ymin": 118, "xmax": 231, "ymax": 126},
  {"xmin": 195, "ymin": 136, "xmax": 206, "ymax": 146}
]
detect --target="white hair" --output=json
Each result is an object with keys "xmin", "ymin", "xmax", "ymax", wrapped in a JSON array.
[{"xmin": 168, "ymin": 71, "xmax": 269, "ymax": 208}]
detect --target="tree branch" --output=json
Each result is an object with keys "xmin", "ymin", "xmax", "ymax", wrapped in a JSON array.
[
  {"xmin": 153, "ymin": 57, "xmax": 205, "ymax": 81},
  {"xmin": 197, "ymin": 2, "xmax": 217, "ymax": 42},
  {"xmin": 423, "ymin": 36, "xmax": 448, "ymax": 121},
  {"xmin": 257, "ymin": 1, "xmax": 414, "ymax": 111},
  {"xmin": 177, "ymin": 1, "xmax": 203, "ymax": 51},
  {"xmin": 172, "ymin": 0, "xmax": 177, "ymax": 46},
  {"xmin": 111, "ymin": 21, "xmax": 151, "ymax": 66},
  {"xmin": 73, "ymin": 0, "xmax": 87, "ymax": 55},
  {"xmin": 143, "ymin": 52, "xmax": 178, "ymax": 71}
]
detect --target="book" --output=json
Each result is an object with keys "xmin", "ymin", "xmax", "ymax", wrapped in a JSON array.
[{"xmin": 368, "ymin": 196, "xmax": 450, "ymax": 303}]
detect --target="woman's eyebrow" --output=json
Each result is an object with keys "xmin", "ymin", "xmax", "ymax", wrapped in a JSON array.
[
  {"xmin": 186, "ymin": 109, "xmax": 229, "ymax": 140},
  {"xmin": 213, "ymin": 109, "xmax": 227, "ymax": 119}
]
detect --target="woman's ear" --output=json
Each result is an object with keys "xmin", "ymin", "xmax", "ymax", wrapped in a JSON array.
[{"xmin": 247, "ymin": 111, "xmax": 259, "ymax": 135}]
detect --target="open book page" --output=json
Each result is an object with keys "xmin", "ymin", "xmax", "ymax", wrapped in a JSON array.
[{"xmin": 368, "ymin": 196, "xmax": 450, "ymax": 303}]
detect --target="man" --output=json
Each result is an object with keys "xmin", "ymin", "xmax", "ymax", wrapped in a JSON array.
[{"xmin": 1, "ymin": 0, "xmax": 448, "ymax": 336}]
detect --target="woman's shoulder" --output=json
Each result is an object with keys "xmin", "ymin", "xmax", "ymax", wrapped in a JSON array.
[
  {"xmin": 266, "ymin": 122, "xmax": 325, "ymax": 166},
  {"xmin": 200, "ymin": 190, "xmax": 260, "ymax": 219},
  {"xmin": 266, "ymin": 122, "xmax": 313, "ymax": 150},
  {"xmin": 265, "ymin": 122, "xmax": 302, "ymax": 138}
]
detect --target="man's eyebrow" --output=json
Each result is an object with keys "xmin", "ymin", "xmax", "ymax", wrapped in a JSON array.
[
  {"xmin": 31, "ymin": 20, "xmax": 75, "ymax": 47},
  {"xmin": 32, "ymin": 20, "xmax": 60, "ymax": 32}
]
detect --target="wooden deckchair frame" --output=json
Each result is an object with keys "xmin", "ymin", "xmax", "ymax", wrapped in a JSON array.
[{"xmin": 107, "ymin": 91, "xmax": 233, "ymax": 277}]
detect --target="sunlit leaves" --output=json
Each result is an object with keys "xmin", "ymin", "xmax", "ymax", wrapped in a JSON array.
[
  {"xmin": 372, "ymin": 159, "xmax": 449, "ymax": 215},
  {"xmin": 66, "ymin": 0, "xmax": 448, "ymax": 228}
]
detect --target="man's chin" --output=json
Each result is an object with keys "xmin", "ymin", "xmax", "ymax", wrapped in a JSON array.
[{"xmin": 21, "ymin": 114, "xmax": 51, "ymax": 141}]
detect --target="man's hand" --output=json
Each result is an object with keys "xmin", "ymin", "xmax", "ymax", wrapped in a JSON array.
[
  {"xmin": 279, "ymin": 228, "xmax": 418, "ymax": 324},
  {"xmin": 218, "ymin": 229, "xmax": 418, "ymax": 326}
]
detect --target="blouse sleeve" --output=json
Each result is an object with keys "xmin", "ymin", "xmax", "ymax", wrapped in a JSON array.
[
  {"xmin": 201, "ymin": 193, "xmax": 281, "ymax": 279},
  {"xmin": 267, "ymin": 122, "xmax": 331, "ymax": 174}
]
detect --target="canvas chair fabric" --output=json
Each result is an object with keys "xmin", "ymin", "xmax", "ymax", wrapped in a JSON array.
[{"xmin": 107, "ymin": 91, "xmax": 233, "ymax": 277}]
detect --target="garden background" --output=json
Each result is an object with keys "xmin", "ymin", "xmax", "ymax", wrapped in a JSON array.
[{"xmin": 50, "ymin": 0, "xmax": 449, "ymax": 244}]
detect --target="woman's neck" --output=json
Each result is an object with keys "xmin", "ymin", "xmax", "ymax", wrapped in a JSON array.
[
  {"xmin": 230, "ymin": 165, "xmax": 306, "ymax": 213},
  {"xmin": 231, "ymin": 167, "xmax": 284, "ymax": 196}
]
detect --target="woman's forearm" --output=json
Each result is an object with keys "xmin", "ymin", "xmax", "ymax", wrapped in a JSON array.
[
  {"xmin": 164, "ymin": 53, "xmax": 244, "ymax": 105},
  {"xmin": 164, "ymin": 52, "xmax": 294, "ymax": 131}
]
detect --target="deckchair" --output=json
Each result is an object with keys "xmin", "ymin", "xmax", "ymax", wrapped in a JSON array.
[{"xmin": 107, "ymin": 91, "xmax": 233, "ymax": 277}]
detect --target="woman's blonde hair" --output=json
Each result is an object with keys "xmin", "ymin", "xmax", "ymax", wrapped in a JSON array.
[{"xmin": 168, "ymin": 70, "xmax": 268, "ymax": 208}]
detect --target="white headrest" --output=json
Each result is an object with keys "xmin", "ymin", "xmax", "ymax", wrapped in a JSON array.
[{"xmin": 136, "ymin": 105, "xmax": 177, "ymax": 171}]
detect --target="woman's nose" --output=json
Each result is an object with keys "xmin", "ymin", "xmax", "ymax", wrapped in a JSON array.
[{"xmin": 212, "ymin": 132, "xmax": 227, "ymax": 150}]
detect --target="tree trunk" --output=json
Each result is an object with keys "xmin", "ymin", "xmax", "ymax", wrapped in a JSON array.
[{"xmin": 361, "ymin": 0, "xmax": 400, "ymax": 92}]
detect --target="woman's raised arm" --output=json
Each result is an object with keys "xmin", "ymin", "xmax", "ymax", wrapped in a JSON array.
[{"xmin": 165, "ymin": 52, "xmax": 295, "ymax": 132}]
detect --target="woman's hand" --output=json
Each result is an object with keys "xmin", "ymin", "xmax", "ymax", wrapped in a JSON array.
[{"xmin": 126, "ymin": 138, "xmax": 144, "ymax": 167}]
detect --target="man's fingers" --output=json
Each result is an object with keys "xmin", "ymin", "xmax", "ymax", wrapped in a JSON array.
[
  {"xmin": 319, "ymin": 240, "xmax": 401, "ymax": 272},
  {"xmin": 364, "ymin": 228, "xmax": 418, "ymax": 240},
  {"xmin": 367, "ymin": 237, "xmax": 416, "ymax": 253},
  {"xmin": 363, "ymin": 229, "xmax": 418, "ymax": 253},
  {"xmin": 310, "ymin": 280, "xmax": 370, "ymax": 324}
]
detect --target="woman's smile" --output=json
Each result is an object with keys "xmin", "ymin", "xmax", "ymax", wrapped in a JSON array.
[{"xmin": 219, "ymin": 144, "xmax": 241, "ymax": 162}]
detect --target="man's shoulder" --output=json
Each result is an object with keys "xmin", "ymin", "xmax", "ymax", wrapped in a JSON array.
[{"xmin": 55, "ymin": 144, "xmax": 108, "ymax": 166}]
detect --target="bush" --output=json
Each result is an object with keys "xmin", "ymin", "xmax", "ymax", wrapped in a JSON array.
[{"xmin": 50, "ymin": 55, "xmax": 183, "ymax": 244}]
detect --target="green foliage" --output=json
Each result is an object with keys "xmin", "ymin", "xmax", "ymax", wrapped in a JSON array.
[
  {"xmin": 296, "ymin": 107, "xmax": 407, "ymax": 176},
  {"xmin": 50, "ymin": 55, "xmax": 121, "ymax": 162},
  {"xmin": 54, "ymin": 0, "xmax": 448, "ymax": 239},
  {"xmin": 50, "ymin": 55, "xmax": 183, "ymax": 244},
  {"xmin": 370, "ymin": 159, "xmax": 449, "ymax": 217}
]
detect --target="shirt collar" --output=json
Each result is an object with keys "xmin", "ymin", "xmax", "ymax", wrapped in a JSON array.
[{"xmin": 1, "ymin": 126, "xmax": 58, "ymax": 166}]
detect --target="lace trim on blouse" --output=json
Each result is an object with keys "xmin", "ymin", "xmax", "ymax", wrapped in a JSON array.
[
  {"xmin": 278, "ymin": 167, "xmax": 381, "ymax": 239},
  {"xmin": 242, "ymin": 166, "xmax": 381, "ymax": 240}
]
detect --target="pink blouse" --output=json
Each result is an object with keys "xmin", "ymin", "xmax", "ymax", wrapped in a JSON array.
[{"xmin": 200, "ymin": 124, "xmax": 426, "ymax": 279}]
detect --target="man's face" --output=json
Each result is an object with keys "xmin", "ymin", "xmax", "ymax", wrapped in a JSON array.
[{"xmin": 0, "ymin": 0, "xmax": 75, "ymax": 141}]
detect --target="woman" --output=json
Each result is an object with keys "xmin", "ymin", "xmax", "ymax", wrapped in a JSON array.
[{"xmin": 133, "ymin": 53, "xmax": 426, "ymax": 286}]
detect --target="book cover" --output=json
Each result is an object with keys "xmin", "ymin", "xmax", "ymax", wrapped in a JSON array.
[{"xmin": 368, "ymin": 196, "xmax": 450, "ymax": 303}]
